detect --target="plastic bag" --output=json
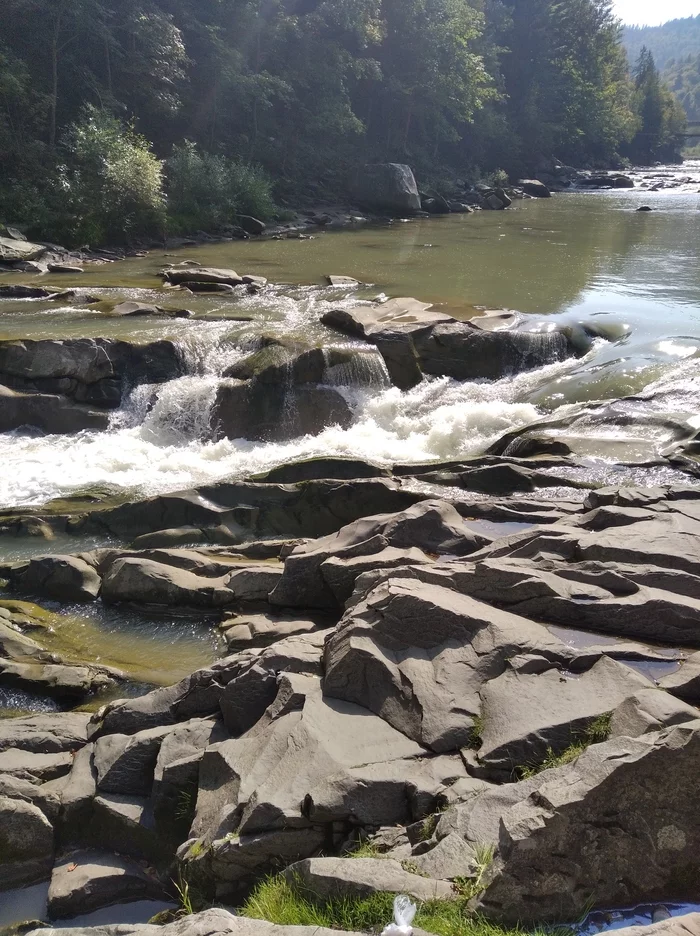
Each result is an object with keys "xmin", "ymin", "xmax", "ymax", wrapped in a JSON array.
[{"xmin": 381, "ymin": 895, "xmax": 417, "ymax": 936}]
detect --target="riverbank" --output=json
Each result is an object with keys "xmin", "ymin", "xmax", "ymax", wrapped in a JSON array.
[{"xmin": 1, "ymin": 169, "xmax": 700, "ymax": 933}]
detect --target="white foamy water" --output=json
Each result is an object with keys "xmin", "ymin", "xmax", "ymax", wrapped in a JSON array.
[{"xmin": 0, "ymin": 355, "xmax": 581, "ymax": 507}]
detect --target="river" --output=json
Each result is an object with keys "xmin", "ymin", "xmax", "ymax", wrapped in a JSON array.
[{"xmin": 1, "ymin": 166, "xmax": 699, "ymax": 509}]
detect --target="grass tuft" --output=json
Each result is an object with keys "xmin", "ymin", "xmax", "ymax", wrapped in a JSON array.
[{"xmin": 516, "ymin": 713, "xmax": 614, "ymax": 780}]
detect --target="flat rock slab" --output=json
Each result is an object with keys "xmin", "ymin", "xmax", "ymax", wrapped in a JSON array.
[
  {"xmin": 0, "ymin": 235, "xmax": 45, "ymax": 261},
  {"xmin": 0, "ymin": 794, "xmax": 54, "ymax": 889},
  {"xmin": 284, "ymin": 856, "xmax": 455, "ymax": 901},
  {"xmin": 26, "ymin": 908, "xmax": 368, "ymax": 936},
  {"xmin": 0, "ymin": 712, "xmax": 90, "ymax": 753},
  {"xmin": 164, "ymin": 267, "xmax": 243, "ymax": 286},
  {"xmin": 322, "ymin": 297, "xmax": 453, "ymax": 338},
  {"xmin": 47, "ymin": 849, "xmax": 164, "ymax": 918}
]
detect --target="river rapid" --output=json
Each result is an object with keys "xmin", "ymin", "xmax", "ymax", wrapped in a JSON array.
[{"xmin": 1, "ymin": 164, "xmax": 700, "ymax": 509}]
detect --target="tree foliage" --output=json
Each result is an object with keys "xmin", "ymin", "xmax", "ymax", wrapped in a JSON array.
[{"xmin": 0, "ymin": 0, "xmax": 687, "ymax": 244}]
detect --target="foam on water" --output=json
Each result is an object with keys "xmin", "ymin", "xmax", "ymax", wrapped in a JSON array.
[{"xmin": 0, "ymin": 355, "xmax": 578, "ymax": 507}]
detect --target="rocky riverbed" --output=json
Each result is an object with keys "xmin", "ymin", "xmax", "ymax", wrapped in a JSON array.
[{"xmin": 2, "ymin": 173, "xmax": 700, "ymax": 936}]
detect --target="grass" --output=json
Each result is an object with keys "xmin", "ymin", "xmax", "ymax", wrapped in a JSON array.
[
  {"xmin": 240, "ymin": 875, "xmax": 555, "ymax": 936},
  {"xmin": 347, "ymin": 840, "xmax": 384, "ymax": 858},
  {"xmin": 516, "ymin": 713, "xmax": 613, "ymax": 780}
]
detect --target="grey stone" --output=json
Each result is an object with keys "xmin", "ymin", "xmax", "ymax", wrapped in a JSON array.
[
  {"xmin": 283, "ymin": 856, "xmax": 455, "ymax": 901},
  {"xmin": 164, "ymin": 267, "xmax": 243, "ymax": 286},
  {"xmin": 660, "ymin": 652, "xmax": 700, "ymax": 702},
  {"xmin": 0, "ymin": 748, "xmax": 73, "ymax": 782},
  {"xmin": 0, "ymin": 713, "xmax": 90, "ymax": 753},
  {"xmin": 324, "ymin": 576, "xmax": 575, "ymax": 752},
  {"xmin": 610, "ymin": 688, "xmax": 700, "ymax": 738},
  {"xmin": 0, "ymin": 384, "xmax": 110, "ymax": 434},
  {"xmin": 0, "ymin": 794, "xmax": 54, "ymax": 890},
  {"xmin": 6, "ymin": 554, "xmax": 101, "ymax": 601},
  {"xmin": 517, "ymin": 179, "xmax": 552, "ymax": 197},
  {"xmin": 478, "ymin": 657, "xmax": 651, "ymax": 772},
  {"xmin": 47, "ymin": 849, "xmax": 164, "ymax": 919},
  {"xmin": 352, "ymin": 163, "xmax": 422, "ymax": 215},
  {"xmin": 94, "ymin": 725, "xmax": 174, "ymax": 795}
]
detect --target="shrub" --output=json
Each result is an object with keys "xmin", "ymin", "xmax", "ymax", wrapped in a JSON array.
[
  {"xmin": 165, "ymin": 141, "xmax": 276, "ymax": 233},
  {"xmin": 53, "ymin": 106, "xmax": 166, "ymax": 246}
]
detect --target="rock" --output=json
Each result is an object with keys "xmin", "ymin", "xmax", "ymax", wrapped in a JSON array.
[
  {"xmin": 0, "ymin": 285, "xmax": 54, "ymax": 299},
  {"xmin": 220, "ymin": 611, "xmax": 328, "ymax": 650},
  {"xmin": 48, "ymin": 263, "xmax": 84, "ymax": 273},
  {"xmin": 326, "ymin": 275, "xmax": 360, "ymax": 287},
  {"xmin": 0, "ymin": 713, "xmax": 89, "ymax": 753},
  {"xmin": 478, "ymin": 657, "xmax": 651, "ymax": 773},
  {"xmin": 0, "ymin": 795, "xmax": 54, "ymax": 890},
  {"xmin": 237, "ymin": 216, "xmax": 266, "ymax": 236},
  {"xmin": 100, "ymin": 555, "xmax": 281, "ymax": 607},
  {"xmin": 408, "ymin": 831, "xmax": 477, "ymax": 880},
  {"xmin": 321, "ymin": 300, "xmax": 576, "ymax": 390},
  {"xmin": 611, "ymin": 916, "xmax": 700, "ymax": 936},
  {"xmin": 110, "ymin": 301, "xmax": 191, "ymax": 318},
  {"xmin": 421, "ymin": 194, "xmax": 451, "ymax": 214},
  {"xmin": 0, "ymin": 384, "xmax": 111, "ymax": 434},
  {"xmin": 269, "ymin": 500, "xmax": 488, "ymax": 610},
  {"xmin": 212, "ymin": 380, "xmax": 353, "ymax": 443},
  {"xmin": 517, "ymin": 179, "xmax": 552, "ymax": 198},
  {"xmin": 47, "ymin": 849, "xmax": 164, "ymax": 918},
  {"xmin": 252, "ymin": 458, "xmax": 388, "ymax": 484},
  {"xmin": 471, "ymin": 721, "xmax": 700, "ymax": 923},
  {"xmin": 0, "ymin": 658, "xmax": 117, "ymax": 705},
  {"xmin": 0, "ymin": 338, "xmax": 182, "ymax": 408},
  {"xmin": 352, "ymin": 163, "xmax": 422, "ymax": 215},
  {"xmin": 5, "ymin": 554, "xmax": 102, "ymax": 601},
  {"xmin": 323, "ymin": 576, "xmax": 576, "ymax": 752},
  {"xmin": 637, "ymin": 206, "xmax": 654, "ymax": 211},
  {"xmin": 321, "ymin": 297, "xmax": 452, "ymax": 340},
  {"xmin": 283, "ymin": 856, "xmax": 455, "ymax": 902},
  {"xmin": 164, "ymin": 267, "xmax": 243, "ymax": 287},
  {"xmin": 0, "ymin": 748, "xmax": 73, "ymax": 781},
  {"xmin": 610, "ymin": 688, "xmax": 699, "ymax": 739},
  {"xmin": 0, "ymin": 235, "xmax": 46, "ymax": 262},
  {"xmin": 94, "ymin": 725, "xmax": 174, "ymax": 795},
  {"xmin": 660, "ymin": 652, "xmax": 700, "ymax": 702},
  {"xmin": 241, "ymin": 274, "xmax": 268, "ymax": 288},
  {"xmin": 186, "ymin": 679, "xmax": 433, "ymax": 894},
  {"xmin": 26, "ymin": 909, "xmax": 366, "ymax": 936}
]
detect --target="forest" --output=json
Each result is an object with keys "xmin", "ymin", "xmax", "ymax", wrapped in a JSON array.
[{"xmin": 0, "ymin": 0, "xmax": 688, "ymax": 246}]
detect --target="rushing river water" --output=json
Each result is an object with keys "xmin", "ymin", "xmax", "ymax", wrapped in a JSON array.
[{"xmin": 1, "ymin": 166, "xmax": 699, "ymax": 509}]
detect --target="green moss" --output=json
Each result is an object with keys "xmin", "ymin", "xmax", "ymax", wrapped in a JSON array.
[{"xmin": 240, "ymin": 875, "xmax": 553, "ymax": 936}]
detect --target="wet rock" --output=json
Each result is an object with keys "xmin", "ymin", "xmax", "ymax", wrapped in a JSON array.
[
  {"xmin": 269, "ymin": 500, "xmax": 488, "ymax": 610},
  {"xmin": 212, "ymin": 379, "xmax": 353, "ymax": 443},
  {"xmin": 111, "ymin": 301, "xmax": 192, "ymax": 318},
  {"xmin": 0, "ymin": 658, "xmax": 118, "ymax": 705},
  {"xmin": 0, "ymin": 795, "xmax": 54, "ymax": 890},
  {"xmin": 0, "ymin": 338, "xmax": 182, "ymax": 408},
  {"xmin": 164, "ymin": 267, "xmax": 243, "ymax": 287},
  {"xmin": 283, "ymin": 856, "xmax": 455, "ymax": 902},
  {"xmin": 326, "ymin": 275, "xmax": 360, "ymax": 287},
  {"xmin": 323, "ymin": 576, "xmax": 575, "ymax": 752},
  {"xmin": 0, "ymin": 285, "xmax": 54, "ymax": 299},
  {"xmin": 322, "ymin": 299, "xmax": 576, "ymax": 389},
  {"xmin": 0, "ymin": 384, "xmax": 111, "ymax": 434},
  {"xmin": 47, "ymin": 849, "xmax": 164, "ymax": 919},
  {"xmin": 637, "ymin": 206, "xmax": 654, "ymax": 212},
  {"xmin": 48, "ymin": 263, "xmax": 84, "ymax": 273},
  {"xmin": 251, "ymin": 458, "xmax": 389, "ymax": 484},
  {"xmin": 351, "ymin": 163, "xmax": 421, "ymax": 215},
  {"xmin": 517, "ymin": 179, "xmax": 551, "ymax": 198},
  {"xmin": 4, "ymin": 554, "xmax": 101, "ymax": 601}
]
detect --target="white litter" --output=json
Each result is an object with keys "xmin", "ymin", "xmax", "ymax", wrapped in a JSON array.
[{"xmin": 381, "ymin": 895, "xmax": 418, "ymax": 936}]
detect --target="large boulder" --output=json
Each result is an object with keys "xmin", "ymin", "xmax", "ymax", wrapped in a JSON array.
[
  {"xmin": 283, "ymin": 856, "xmax": 455, "ymax": 902},
  {"xmin": 0, "ymin": 384, "xmax": 110, "ymax": 433},
  {"xmin": 323, "ymin": 575, "xmax": 578, "ymax": 752},
  {"xmin": 322, "ymin": 300, "xmax": 577, "ymax": 389},
  {"xmin": 0, "ymin": 338, "xmax": 182, "ymax": 408},
  {"xmin": 351, "ymin": 163, "xmax": 422, "ymax": 215},
  {"xmin": 212, "ymin": 379, "xmax": 353, "ymax": 442},
  {"xmin": 517, "ymin": 179, "xmax": 552, "ymax": 197},
  {"xmin": 0, "ymin": 235, "xmax": 46, "ymax": 261},
  {"xmin": 467, "ymin": 721, "xmax": 700, "ymax": 923},
  {"xmin": 164, "ymin": 267, "xmax": 243, "ymax": 286},
  {"xmin": 0, "ymin": 713, "xmax": 90, "ymax": 753}
]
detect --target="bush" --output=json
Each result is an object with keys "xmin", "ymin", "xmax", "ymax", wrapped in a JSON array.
[
  {"xmin": 51, "ymin": 106, "xmax": 166, "ymax": 246},
  {"xmin": 165, "ymin": 141, "xmax": 276, "ymax": 233}
]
